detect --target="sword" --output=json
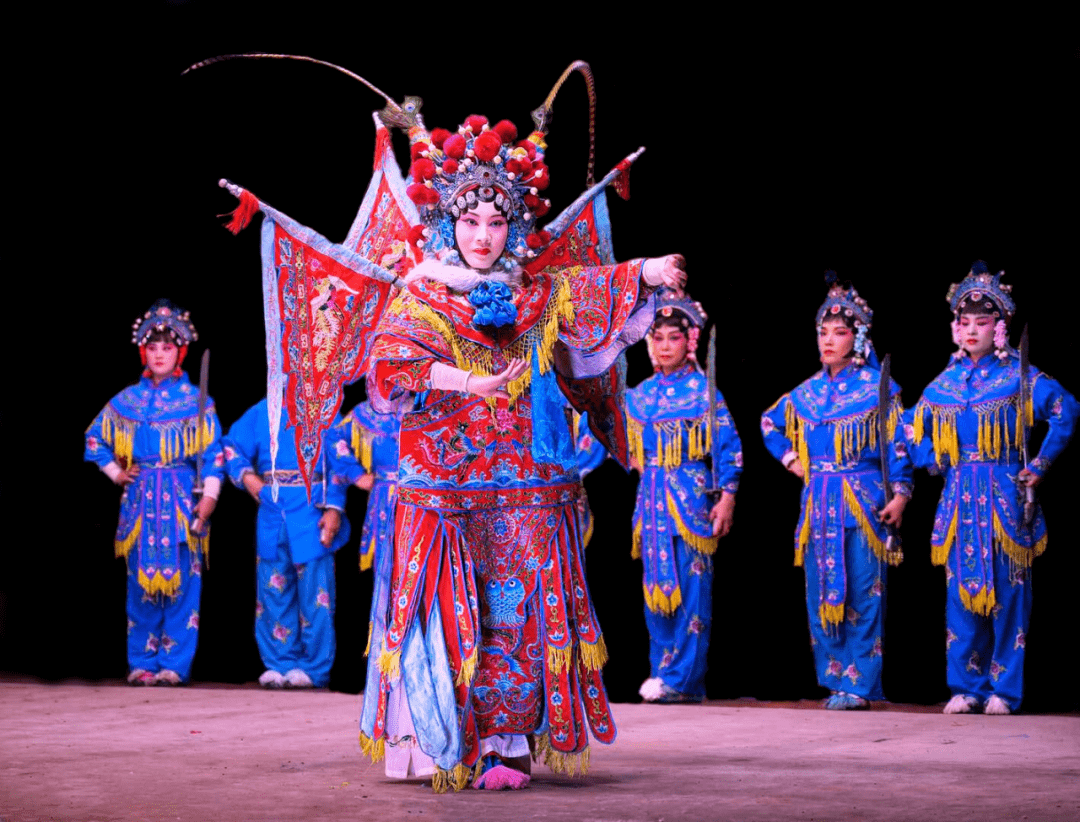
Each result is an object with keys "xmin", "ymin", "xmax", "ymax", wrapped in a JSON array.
[
  {"xmin": 878, "ymin": 354, "xmax": 899, "ymax": 551},
  {"xmin": 704, "ymin": 326, "xmax": 723, "ymax": 505},
  {"xmin": 1018, "ymin": 325, "xmax": 1036, "ymax": 526},
  {"xmin": 192, "ymin": 349, "xmax": 211, "ymax": 536}
]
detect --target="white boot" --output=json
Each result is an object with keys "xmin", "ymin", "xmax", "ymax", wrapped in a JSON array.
[
  {"xmin": 258, "ymin": 669, "xmax": 286, "ymax": 689},
  {"xmin": 943, "ymin": 694, "xmax": 979, "ymax": 714},
  {"xmin": 284, "ymin": 668, "xmax": 314, "ymax": 688},
  {"xmin": 984, "ymin": 695, "xmax": 1012, "ymax": 715},
  {"xmin": 639, "ymin": 677, "xmax": 665, "ymax": 702},
  {"xmin": 154, "ymin": 669, "xmax": 182, "ymax": 686}
]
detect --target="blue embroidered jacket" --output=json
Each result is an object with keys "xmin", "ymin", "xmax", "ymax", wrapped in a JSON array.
[
  {"xmin": 906, "ymin": 352, "xmax": 1078, "ymax": 613},
  {"xmin": 223, "ymin": 399, "xmax": 351, "ymax": 565},
  {"xmin": 627, "ymin": 363, "xmax": 742, "ymax": 614},
  {"xmin": 85, "ymin": 373, "xmax": 223, "ymax": 597},
  {"xmin": 761, "ymin": 363, "xmax": 912, "ymax": 626}
]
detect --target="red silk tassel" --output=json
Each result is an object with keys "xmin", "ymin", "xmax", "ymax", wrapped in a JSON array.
[
  {"xmin": 613, "ymin": 160, "xmax": 632, "ymax": 200},
  {"xmin": 222, "ymin": 190, "xmax": 260, "ymax": 235}
]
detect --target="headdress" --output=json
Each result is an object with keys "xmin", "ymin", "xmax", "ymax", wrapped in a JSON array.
[
  {"xmin": 946, "ymin": 260, "xmax": 1015, "ymax": 360},
  {"xmin": 405, "ymin": 114, "xmax": 552, "ymax": 269},
  {"xmin": 131, "ymin": 298, "xmax": 197, "ymax": 373},
  {"xmin": 946, "ymin": 260, "xmax": 1015, "ymax": 320},
  {"xmin": 647, "ymin": 288, "xmax": 708, "ymax": 369},
  {"xmin": 815, "ymin": 271, "xmax": 875, "ymax": 368}
]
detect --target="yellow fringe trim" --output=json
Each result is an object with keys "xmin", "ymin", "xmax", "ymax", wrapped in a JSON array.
[
  {"xmin": 644, "ymin": 583, "xmax": 683, "ymax": 616},
  {"xmin": 666, "ymin": 493, "xmax": 719, "ymax": 555},
  {"xmin": 628, "ymin": 416, "xmax": 645, "ymax": 470},
  {"xmin": 631, "ymin": 518, "xmax": 642, "ymax": 560},
  {"xmin": 137, "ymin": 567, "xmax": 182, "ymax": 599},
  {"xmin": 548, "ymin": 645, "xmax": 573, "ymax": 675},
  {"xmin": 931, "ymin": 509, "xmax": 957, "ymax": 566},
  {"xmin": 583, "ymin": 512, "xmax": 594, "ymax": 549},
  {"xmin": 916, "ymin": 396, "xmax": 1032, "ymax": 468},
  {"xmin": 98, "ymin": 410, "xmax": 136, "ymax": 467},
  {"xmin": 406, "ymin": 271, "xmax": 573, "ymax": 410},
  {"xmin": 534, "ymin": 734, "xmax": 591, "ymax": 777},
  {"xmin": 819, "ymin": 601, "xmax": 844, "ymax": 629},
  {"xmin": 579, "ymin": 635, "xmax": 608, "ymax": 670},
  {"xmin": 363, "ymin": 621, "xmax": 373, "ymax": 658},
  {"xmin": 455, "ymin": 646, "xmax": 478, "ymax": 687},
  {"xmin": 351, "ymin": 420, "xmax": 374, "ymax": 472},
  {"xmin": 358, "ymin": 732, "xmax": 385, "ymax": 763},
  {"xmin": 784, "ymin": 403, "xmax": 811, "ymax": 485},
  {"xmin": 795, "ymin": 494, "xmax": 812, "ymax": 567},
  {"xmin": 959, "ymin": 585, "xmax": 996, "ymax": 617},
  {"xmin": 993, "ymin": 510, "xmax": 1047, "ymax": 568},
  {"xmin": 114, "ymin": 516, "xmax": 142, "ymax": 559},
  {"xmin": 431, "ymin": 764, "xmax": 472, "ymax": 793},
  {"xmin": 359, "ymin": 537, "xmax": 374, "ymax": 572},
  {"xmin": 841, "ymin": 482, "xmax": 902, "ymax": 566},
  {"xmin": 176, "ymin": 508, "xmax": 209, "ymax": 567},
  {"xmin": 377, "ymin": 647, "xmax": 401, "ymax": 680}
]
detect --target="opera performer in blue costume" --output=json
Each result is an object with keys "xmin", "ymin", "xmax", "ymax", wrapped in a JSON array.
[
  {"xmin": 84, "ymin": 299, "xmax": 223, "ymax": 686},
  {"xmin": 761, "ymin": 275, "xmax": 912, "ymax": 710},
  {"xmin": 222, "ymin": 397, "xmax": 352, "ymax": 689},
  {"xmin": 905, "ymin": 262, "xmax": 1078, "ymax": 715},
  {"xmin": 627, "ymin": 289, "xmax": 741, "ymax": 704}
]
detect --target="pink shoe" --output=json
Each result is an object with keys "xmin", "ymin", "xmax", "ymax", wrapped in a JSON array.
[{"xmin": 472, "ymin": 756, "xmax": 531, "ymax": 790}]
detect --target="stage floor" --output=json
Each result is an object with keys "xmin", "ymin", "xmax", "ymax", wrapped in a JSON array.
[{"xmin": 2, "ymin": 677, "xmax": 1077, "ymax": 822}]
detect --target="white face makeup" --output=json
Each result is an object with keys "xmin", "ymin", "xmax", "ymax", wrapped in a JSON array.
[
  {"xmin": 145, "ymin": 340, "xmax": 179, "ymax": 383},
  {"xmin": 652, "ymin": 324, "xmax": 689, "ymax": 374},
  {"xmin": 817, "ymin": 318, "xmax": 855, "ymax": 374},
  {"xmin": 959, "ymin": 312, "xmax": 996, "ymax": 360},
  {"xmin": 455, "ymin": 200, "xmax": 509, "ymax": 270}
]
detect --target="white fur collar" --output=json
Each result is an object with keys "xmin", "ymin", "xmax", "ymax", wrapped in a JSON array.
[{"xmin": 405, "ymin": 258, "xmax": 523, "ymax": 293}]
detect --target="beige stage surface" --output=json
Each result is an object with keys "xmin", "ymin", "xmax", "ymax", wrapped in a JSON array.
[{"xmin": 1, "ymin": 678, "xmax": 1077, "ymax": 822}]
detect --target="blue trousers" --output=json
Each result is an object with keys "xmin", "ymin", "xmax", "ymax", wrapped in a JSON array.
[
  {"xmin": 125, "ymin": 553, "xmax": 202, "ymax": 681},
  {"xmin": 945, "ymin": 547, "xmax": 1031, "ymax": 711},
  {"xmin": 255, "ymin": 523, "xmax": 337, "ymax": 686},
  {"xmin": 645, "ymin": 537, "xmax": 712, "ymax": 699},
  {"xmin": 805, "ymin": 529, "xmax": 886, "ymax": 700}
]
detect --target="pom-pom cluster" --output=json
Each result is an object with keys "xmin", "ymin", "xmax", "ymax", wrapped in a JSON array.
[
  {"xmin": 468, "ymin": 280, "xmax": 518, "ymax": 328},
  {"xmin": 131, "ymin": 299, "xmax": 198, "ymax": 347},
  {"xmin": 405, "ymin": 114, "xmax": 554, "ymax": 259}
]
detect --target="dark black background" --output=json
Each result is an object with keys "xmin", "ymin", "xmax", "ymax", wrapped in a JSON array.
[{"xmin": 5, "ymin": 6, "xmax": 1076, "ymax": 709}]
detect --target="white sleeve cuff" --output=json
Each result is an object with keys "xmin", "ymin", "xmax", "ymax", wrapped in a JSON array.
[
  {"xmin": 781, "ymin": 450, "xmax": 798, "ymax": 468},
  {"xmin": 201, "ymin": 476, "xmax": 222, "ymax": 500},
  {"xmin": 429, "ymin": 361, "xmax": 472, "ymax": 393},
  {"xmin": 102, "ymin": 461, "xmax": 123, "ymax": 482}
]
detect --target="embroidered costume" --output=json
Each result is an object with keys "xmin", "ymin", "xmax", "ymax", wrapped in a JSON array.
[
  {"xmin": 761, "ymin": 278, "xmax": 912, "ymax": 705},
  {"xmin": 84, "ymin": 300, "xmax": 222, "ymax": 684},
  {"xmin": 905, "ymin": 262, "xmax": 1078, "ymax": 712},
  {"xmin": 627, "ymin": 291, "xmax": 741, "ymax": 702},
  {"xmin": 223, "ymin": 399, "xmax": 352, "ymax": 688}
]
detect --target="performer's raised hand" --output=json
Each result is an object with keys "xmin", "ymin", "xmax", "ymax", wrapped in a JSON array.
[
  {"xmin": 709, "ymin": 492, "xmax": 736, "ymax": 538},
  {"xmin": 468, "ymin": 358, "xmax": 528, "ymax": 399},
  {"xmin": 643, "ymin": 254, "xmax": 687, "ymax": 293}
]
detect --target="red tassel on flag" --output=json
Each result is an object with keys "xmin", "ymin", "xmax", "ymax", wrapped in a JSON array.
[
  {"xmin": 613, "ymin": 159, "xmax": 632, "ymax": 200},
  {"xmin": 221, "ymin": 190, "xmax": 260, "ymax": 235}
]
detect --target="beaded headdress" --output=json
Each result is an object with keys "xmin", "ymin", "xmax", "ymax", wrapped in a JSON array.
[
  {"xmin": 647, "ymin": 288, "xmax": 708, "ymax": 369},
  {"xmin": 815, "ymin": 271, "xmax": 875, "ymax": 368},
  {"xmin": 946, "ymin": 260, "xmax": 1015, "ymax": 360},
  {"xmin": 946, "ymin": 260, "xmax": 1015, "ymax": 321},
  {"xmin": 405, "ymin": 114, "xmax": 552, "ymax": 269},
  {"xmin": 131, "ymin": 298, "xmax": 198, "ymax": 347}
]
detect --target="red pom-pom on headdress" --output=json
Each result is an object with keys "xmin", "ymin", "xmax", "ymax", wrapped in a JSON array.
[
  {"xmin": 410, "ymin": 158, "xmax": 437, "ymax": 181},
  {"xmin": 473, "ymin": 131, "xmax": 502, "ymax": 162},
  {"xmin": 429, "ymin": 128, "xmax": 451, "ymax": 149},
  {"xmin": 464, "ymin": 114, "xmax": 488, "ymax": 134},
  {"xmin": 515, "ymin": 139, "xmax": 537, "ymax": 160},
  {"xmin": 410, "ymin": 141, "xmax": 430, "ymax": 161},
  {"xmin": 407, "ymin": 183, "xmax": 438, "ymax": 205},
  {"xmin": 529, "ymin": 163, "xmax": 550, "ymax": 191},
  {"xmin": 525, "ymin": 230, "xmax": 552, "ymax": 249},
  {"xmin": 493, "ymin": 120, "xmax": 518, "ymax": 144},
  {"xmin": 443, "ymin": 133, "xmax": 466, "ymax": 159},
  {"xmin": 442, "ymin": 158, "xmax": 459, "ymax": 175},
  {"xmin": 407, "ymin": 224, "xmax": 428, "ymax": 249}
]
